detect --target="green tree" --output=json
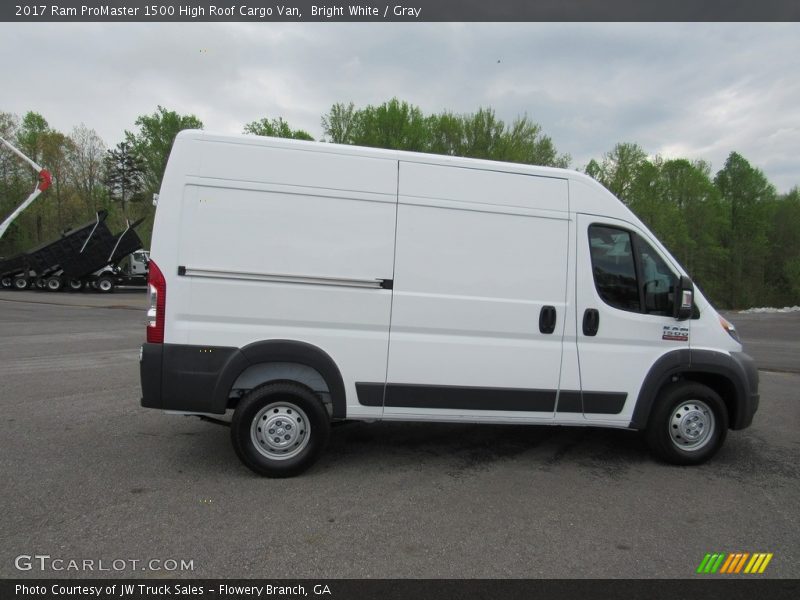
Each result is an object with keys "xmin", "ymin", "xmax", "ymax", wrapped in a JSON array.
[
  {"xmin": 15, "ymin": 111, "xmax": 50, "ymax": 166},
  {"xmin": 501, "ymin": 115, "xmax": 569, "ymax": 167},
  {"xmin": 714, "ymin": 152, "xmax": 777, "ymax": 308},
  {"xmin": 321, "ymin": 102, "xmax": 357, "ymax": 144},
  {"xmin": 766, "ymin": 187, "xmax": 800, "ymax": 304},
  {"xmin": 441, "ymin": 108, "xmax": 570, "ymax": 167},
  {"xmin": 321, "ymin": 99, "xmax": 570, "ymax": 167},
  {"xmin": 426, "ymin": 111, "xmax": 464, "ymax": 156},
  {"xmin": 454, "ymin": 107, "xmax": 506, "ymax": 158},
  {"xmin": 40, "ymin": 130, "xmax": 74, "ymax": 231},
  {"xmin": 0, "ymin": 112, "xmax": 24, "ymax": 203},
  {"xmin": 349, "ymin": 98, "xmax": 430, "ymax": 152},
  {"xmin": 11, "ymin": 113, "xmax": 76, "ymax": 243},
  {"xmin": 0, "ymin": 112, "xmax": 27, "ymax": 254},
  {"xmin": 69, "ymin": 124, "xmax": 107, "ymax": 216},
  {"xmin": 125, "ymin": 106, "xmax": 203, "ymax": 196},
  {"xmin": 103, "ymin": 142, "xmax": 145, "ymax": 217},
  {"xmin": 658, "ymin": 159, "xmax": 726, "ymax": 302},
  {"xmin": 588, "ymin": 142, "xmax": 649, "ymax": 202},
  {"xmin": 243, "ymin": 117, "xmax": 313, "ymax": 140}
]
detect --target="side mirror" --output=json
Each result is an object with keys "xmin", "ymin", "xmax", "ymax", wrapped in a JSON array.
[{"xmin": 673, "ymin": 275, "xmax": 694, "ymax": 321}]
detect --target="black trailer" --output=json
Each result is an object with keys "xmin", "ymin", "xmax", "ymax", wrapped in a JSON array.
[
  {"xmin": 0, "ymin": 212, "xmax": 146, "ymax": 292},
  {"xmin": 0, "ymin": 211, "xmax": 113, "ymax": 290},
  {"xmin": 73, "ymin": 218, "xmax": 149, "ymax": 292}
]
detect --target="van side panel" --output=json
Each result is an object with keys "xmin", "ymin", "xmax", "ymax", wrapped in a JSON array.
[
  {"xmin": 178, "ymin": 183, "xmax": 395, "ymax": 282},
  {"xmin": 399, "ymin": 161, "xmax": 567, "ymax": 213},
  {"xmin": 381, "ymin": 163, "xmax": 570, "ymax": 421},
  {"xmin": 197, "ymin": 140, "xmax": 397, "ymax": 194},
  {"xmin": 162, "ymin": 139, "xmax": 399, "ymax": 418}
]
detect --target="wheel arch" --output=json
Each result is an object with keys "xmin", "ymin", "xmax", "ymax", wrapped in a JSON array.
[
  {"xmin": 229, "ymin": 363, "xmax": 332, "ymax": 413},
  {"xmin": 630, "ymin": 349, "xmax": 756, "ymax": 431},
  {"xmin": 216, "ymin": 339, "xmax": 347, "ymax": 419}
]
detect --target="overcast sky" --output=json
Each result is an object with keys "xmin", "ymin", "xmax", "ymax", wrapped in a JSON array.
[{"xmin": 1, "ymin": 22, "xmax": 798, "ymax": 191}]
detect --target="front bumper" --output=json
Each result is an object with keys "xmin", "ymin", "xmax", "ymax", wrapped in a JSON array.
[{"xmin": 730, "ymin": 351, "xmax": 759, "ymax": 429}]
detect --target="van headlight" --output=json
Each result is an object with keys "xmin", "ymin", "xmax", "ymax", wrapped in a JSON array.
[{"xmin": 719, "ymin": 316, "xmax": 740, "ymax": 343}]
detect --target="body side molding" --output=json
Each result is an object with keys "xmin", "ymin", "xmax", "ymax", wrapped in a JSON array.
[{"xmin": 356, "ymin": 383, "xmax": 627, "ymax": 414}]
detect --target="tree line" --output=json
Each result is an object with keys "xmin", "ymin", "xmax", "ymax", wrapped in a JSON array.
[{"xmin": 1, "ymin": 99, "xmax": 797, "ymax": 308}]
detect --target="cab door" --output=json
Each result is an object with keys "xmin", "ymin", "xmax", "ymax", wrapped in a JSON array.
[{"xmin": 575, "ymin": 214, "xmax": 688, "ymax": 423}]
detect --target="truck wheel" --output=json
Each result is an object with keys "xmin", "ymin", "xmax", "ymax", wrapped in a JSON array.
[
  {"xmin": 646, "ymin": 382, "xmax": 728, "ymax": 465},
  {"xmin": 97, "ymin": 276, "xmax": 114, "ymax": 293},
  {"xmin": 68, "ymin": 279, "xmax": 83, "ymax": 291},
  {"xmin": 13, "ymin": 276, "xmax": 29, "ymax": 290},
  {"xmin": 1, "ymin": 277, "xmax": 11, "ymax": 288},
  {"xmin": 231, "ymin": 381, "xmax": 330, "ymax": 477},
  {"xmin": 46, "ymin": 276, "xmax": 63, "ymax": 291}
]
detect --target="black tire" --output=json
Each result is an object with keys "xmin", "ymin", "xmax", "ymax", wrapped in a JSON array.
[
  {"xmin": 68, "ymin": 279, "xmax": 83, "ymax": 291},
  {"xmin": 97, "ymin": 276, "xmax": 114, "ymax": 293},
  {"xmin": 13, "ymin": 276, "xmax": 29, "ymax": 290},
  {"xmin": 231, "ymin": 381, "xmax": 330, "ymax": 477},
  {"xmin": 46, "ymin": 276, "xmax": 63, "ymax": 292},
  {"xmin": 646, "ymin": 382, "xmax": 728, "ymax": 465},
  {"xmin": 1, "ymin": 277, "xmax": 11, "ymax": 288}
]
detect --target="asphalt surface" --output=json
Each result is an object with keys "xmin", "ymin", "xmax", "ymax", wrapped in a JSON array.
[
  {"xmin": 1, "ymin": 290, "xmax": 798, "ymax": 579},
  {"xmin": 720, "ymin": 310, "xmax": 800, "ymax": 374}
]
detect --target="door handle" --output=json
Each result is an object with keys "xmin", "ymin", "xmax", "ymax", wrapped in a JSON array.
[
  {"xmin": 539, "ymin": 305, "xmax": 557, "ymax": 334},
  {"xmin": 582, "ymin": 308, "xmax": 600, "ymax": 336}
]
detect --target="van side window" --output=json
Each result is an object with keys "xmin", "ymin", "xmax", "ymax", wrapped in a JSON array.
[
  {"xmin": 588, "ymin": 225, "xmax": 640, "ymax": 311},
  {"xmin": 589, "ymin": 224, "xmax": 679, "ymax": 315},
  {"xmin": 637, "ymin": 237, "xmax": 678, "ymax": 316}
]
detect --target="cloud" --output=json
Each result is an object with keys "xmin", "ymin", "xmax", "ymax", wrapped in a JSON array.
[{"xmin": 1, "ymin": 22, "xmax": 797, "ymax": 191}]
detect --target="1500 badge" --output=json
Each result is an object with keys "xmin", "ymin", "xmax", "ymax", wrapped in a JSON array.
[{"xmin": 663, "ymin": 325, "xmax": 689, "ymax": 341}]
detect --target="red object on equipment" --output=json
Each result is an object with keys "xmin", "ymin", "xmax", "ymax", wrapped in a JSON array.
[
  {"xmin": 0, "ymin": 136, "xmax": 52, "ymax": 240},
  {"xmin": 38, "ymin": 169, "xmax": 52, "ymax": 192}
]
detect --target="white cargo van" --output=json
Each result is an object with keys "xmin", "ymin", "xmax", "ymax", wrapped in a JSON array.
[{"xmin": 140, "ymin": 131, "xmax": 759, "ymax": 477}]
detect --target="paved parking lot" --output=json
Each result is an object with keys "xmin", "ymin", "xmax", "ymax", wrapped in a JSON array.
[{"xmin": 1, "ymin": 291, "xmax": 798, "ymax": 578}]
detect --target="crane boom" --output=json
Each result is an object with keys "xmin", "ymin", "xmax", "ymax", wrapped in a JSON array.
[{"xmin": 0, "ymin": 136, "xmax": 52, "ymax": 240}]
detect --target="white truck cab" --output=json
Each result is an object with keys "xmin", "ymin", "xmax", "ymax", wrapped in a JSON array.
[{"xmin": 140, "ymin": 131, "xmax": 758, "ymax": 477}]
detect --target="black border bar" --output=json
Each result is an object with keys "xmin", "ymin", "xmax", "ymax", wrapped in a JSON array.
[
  {"xmin": 3, "ymin": 1, "xmax": 799, "ymax": 22},
  {"xmin": 3, "ymin": 579, "xmax": 800, "ymax": 600}
]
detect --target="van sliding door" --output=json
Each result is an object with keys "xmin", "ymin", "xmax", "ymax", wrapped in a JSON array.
[{"xmin": 367, "ymin": 162, "xmax": 569, "ymax": 421}]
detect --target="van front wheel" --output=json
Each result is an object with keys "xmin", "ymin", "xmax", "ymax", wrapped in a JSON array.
[
  {"xmin": 646, "ymin": 382, "xmax": 728, "ymax": 465},
  {"xmin": 231, "ymin": 382, "xmax": 330, "ymax": 477}
]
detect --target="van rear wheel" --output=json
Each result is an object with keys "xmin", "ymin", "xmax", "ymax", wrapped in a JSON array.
[
  {"xmin": 646, "ymin": 382, "xmax": 728, "ymax": 465},
  {"xmin": 231, "ymin": 381, "xmax": 330, "ymax": 477}
]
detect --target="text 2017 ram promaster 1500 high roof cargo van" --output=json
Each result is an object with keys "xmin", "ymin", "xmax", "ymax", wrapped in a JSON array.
[{"xmin": 139, "ymin": 131, "xmax": 759, "ymax": 477}]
